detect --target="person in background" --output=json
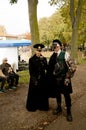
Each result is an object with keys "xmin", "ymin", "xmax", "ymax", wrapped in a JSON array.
[
  {"xmin": 0, "ymin": 69, "xmax": 7, "ymax": 93},
  {"xmin": 26, "ymin": 43, "xmax": 49, "ymax": 112},
  {"xmin": 0, "ymin": 58, "xmax": 19, "ymax": 90},
  {"xmin": 47, "ymin": 39, "xmax": 73, "ymax": 122}
]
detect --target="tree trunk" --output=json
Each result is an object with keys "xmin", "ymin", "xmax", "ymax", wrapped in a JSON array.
[
  {"xmin": 70, "ymin": 0, "xmax": 83, "ymax": 62},
  {"xmin": 27, "ymin": 0, "xmax": 40, "ymax": 46},
  {"xmin": 71, "ymin": 22, "xmax": 78, "ymax": 60}
]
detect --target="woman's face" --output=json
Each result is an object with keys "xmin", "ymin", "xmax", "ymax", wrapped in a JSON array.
[{"xmin": 35, "ymin": 50, "xmax": 41, "ymax": 57}]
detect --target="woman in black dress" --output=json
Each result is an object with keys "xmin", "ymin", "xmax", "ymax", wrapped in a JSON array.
[{"xmin": 26, "ymin": 44, "xmax": 49, "ymax": 112}]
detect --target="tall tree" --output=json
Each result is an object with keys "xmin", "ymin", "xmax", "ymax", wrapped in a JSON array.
[
  {"xmin": 70, "ymin": 0, "xmax": 83, "ymax": 59},
  {"xmin": 49, "ymin": 0, "xmax": 84, "ymax": 60},
  {"xmin": 27, "ymin": 0, "xmax": 40, "ymax": 45},
  {"xmin": 9, "ymin": 0, "xmax": 40, "ymax": 46}
]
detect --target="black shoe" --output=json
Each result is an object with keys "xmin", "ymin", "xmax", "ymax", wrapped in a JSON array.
[
  {"xmin": 53, "ymin": 107, "xmax": 62, "ymax": 115},
  {"xmin": 67, "ymin": 113, "xmax": 73, "ymax": 122},
  {"xmin": 9, "ymin": 86, "xmax": 16, "ymax": 90}
]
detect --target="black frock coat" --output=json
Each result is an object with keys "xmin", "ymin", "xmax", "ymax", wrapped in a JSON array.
[
  {"xmin": 26, "ymin": 54, "xmax": 49, "ymax": 111},
  {"xmin": 46, "ymin": 51, "xmax": 73, "ymax": 98}
]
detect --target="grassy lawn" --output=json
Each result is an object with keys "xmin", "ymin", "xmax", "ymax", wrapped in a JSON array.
[{"xmin": 17, "ymin": 70, "xmax": 30, "ymax": 84}]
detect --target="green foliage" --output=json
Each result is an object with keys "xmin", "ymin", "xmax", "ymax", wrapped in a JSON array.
[
  {"xmin": 78, "ymin": 57, "xmax": 86, "ymax": 64},
  {"xmin": 39, "ymin": 10, "xmax": 71, "ymax": 46},
  {"xmin": 60, "ymin": 0, "xmax": 86, "ymax": 46},
  {"xmin": 49, "ymin": 0, "xmax": 67, "ymax": 6},
  {"xmin": 9, "ymin": 0, "xmax": 18, "ymax": 4},
  {"xmin": 39, "ymin": 0, "xmax": 86, "ymax": 49}
]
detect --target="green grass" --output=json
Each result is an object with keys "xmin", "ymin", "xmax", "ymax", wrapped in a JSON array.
[
  {"xmin": 77, "ymin": 57, "xmax": 86, "ymax": 64},
  {"xmin": 17, "ymin": 70, "xmax": 30, "ymax": 84},
  {"xmin": 77, "ymin": 51, "xmax": 86, "ymax": 64}
]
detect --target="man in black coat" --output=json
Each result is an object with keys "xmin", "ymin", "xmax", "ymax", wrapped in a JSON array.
[
  {"xmin": 47, "ymin": 39, "xmax": 73, "ymax": 122},
  {"xmin": 26, "ymin": 43, "xmax": 49, "ymax": 112}
]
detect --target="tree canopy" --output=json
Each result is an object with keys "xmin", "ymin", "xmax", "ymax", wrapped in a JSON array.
[{"xmin": 48, "ymin": 0, "xmax": 85, "ymax": 60}]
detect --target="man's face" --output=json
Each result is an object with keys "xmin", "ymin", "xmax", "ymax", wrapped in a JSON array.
[
  {"xmin": 54, "ymin": 44, "xmax": 60, "ymax": 52},
  {"xmin": 3, "ymin": 59, "xmax": 8, "ymax": 63}
]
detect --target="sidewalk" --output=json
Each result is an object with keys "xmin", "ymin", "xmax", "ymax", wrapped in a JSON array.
[{"xmin": 44, "ymin": 93, "xmax": 86, "ymax": 130}]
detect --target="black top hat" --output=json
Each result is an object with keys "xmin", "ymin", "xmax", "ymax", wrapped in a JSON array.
[
  {"xmin": 53, "ymin": 39, "xmax": 62, "ymax": 46},
  {"xmin": 33, "ymin": 44, "xmax": 45, "ymax": 51}
]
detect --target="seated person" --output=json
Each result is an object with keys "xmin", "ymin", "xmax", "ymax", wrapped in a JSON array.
[
  {"xmin": 0, "ymin": 58, "xmax": 19, "ymax": 90},
  {"xmin": 0, "ymin": 69, "xmax": 6, "ymax": 93}
]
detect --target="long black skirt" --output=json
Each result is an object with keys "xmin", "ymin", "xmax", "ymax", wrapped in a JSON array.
[{"xmin": 26, "ymin": 80, "xmax": 49, "ymax": 111}]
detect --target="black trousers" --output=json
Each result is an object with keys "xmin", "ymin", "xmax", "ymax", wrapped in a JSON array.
[
  {"xmin": 0, "ymin": 77, "xmax": 6, "ymax": 89},
  {"xmin": 56, "ymin": 93, "xmax": 71, "ymax": 108},
  {"xmin": 7, "ymin": 73, "xmax": 19, "ymax": 87}
]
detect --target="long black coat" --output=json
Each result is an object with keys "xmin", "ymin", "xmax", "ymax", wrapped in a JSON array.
[
  {"xmin": 26, "ymin": 54, "xmax": 49, "ymax": 111},
  {"xmin": 46, "ymin": 52, "xmax": 73, "ymax": 98}
]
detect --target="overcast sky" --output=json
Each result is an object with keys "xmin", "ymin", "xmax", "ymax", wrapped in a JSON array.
[{"xmin": 0, "ymin": 0, "xmax": 56, "ymax": 35}]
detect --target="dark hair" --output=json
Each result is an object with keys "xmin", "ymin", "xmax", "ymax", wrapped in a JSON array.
[{"xmin": 53, "ymin": 39, "xmax": 62, "ymax": 46}]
